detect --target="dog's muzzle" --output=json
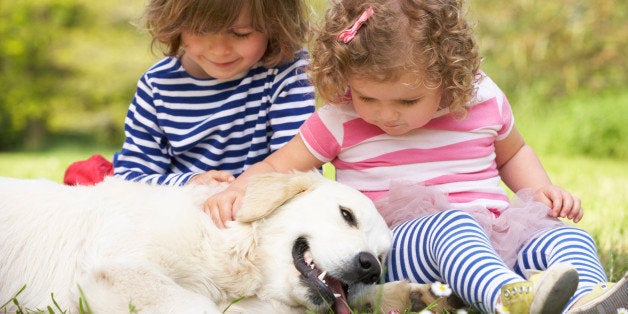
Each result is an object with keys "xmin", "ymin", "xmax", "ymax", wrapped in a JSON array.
[
  {"xmin": 292, "ymin": 237, "xmax": 382, "ymax": 314},
  {"xmin": 348, "ymin": 252, "xmax": 381, "ymax": 284}
]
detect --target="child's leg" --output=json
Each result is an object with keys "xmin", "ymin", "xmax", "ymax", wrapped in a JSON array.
[
  {"xmin": 514, "ymin": 226, "xmax": 608, "ymax": 311},
  {"xmin": 385, "ymin": 209, "xmax": 521, "ymax": 313}
]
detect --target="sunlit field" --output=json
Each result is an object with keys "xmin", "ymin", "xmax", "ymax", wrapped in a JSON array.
[
  {"xmin": 0, "ymin": 147, "xmax": 625, "ymax": 281},
  {"xmin": 0, "ymin": 1, "xmax": 625, "ymax": 312}
]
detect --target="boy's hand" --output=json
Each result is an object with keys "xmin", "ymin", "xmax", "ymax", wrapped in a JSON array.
[
  {"xmin": 534, "ymin": 185, "xmax": 583, "ymax": 223},
  {"xmin": 203, "ymin": 187, "xmax": 244, "ymax": 229},
  {"xmin": 187, "ymin": 170, "xmax": 235, "ymax": 186}
]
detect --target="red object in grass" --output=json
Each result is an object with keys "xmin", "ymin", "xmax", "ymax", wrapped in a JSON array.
[{"xmin": 63, "ymin": 154, "xmax": 113, "ymax": 186}]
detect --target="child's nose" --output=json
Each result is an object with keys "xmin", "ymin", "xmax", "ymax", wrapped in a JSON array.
[
  {"xmin": 379, "ymin": 106, "xmax": 399, "ymax": 121},
  {"xmin": 207, "ymin": 35, "xmax": 232, "ymax": 56}
]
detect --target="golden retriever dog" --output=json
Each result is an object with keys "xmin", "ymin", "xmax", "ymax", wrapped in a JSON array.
[{"xmin": 0, "ymin": 172, "xmax": 463, "ymax": 313}]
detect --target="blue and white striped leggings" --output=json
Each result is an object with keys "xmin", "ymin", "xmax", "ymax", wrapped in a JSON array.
[{"xmin": 385, "ymin": 209, "xmax": 606, "ymax": 313}]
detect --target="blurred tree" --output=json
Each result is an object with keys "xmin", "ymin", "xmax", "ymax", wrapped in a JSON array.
[
  {"xmin": 0, "ymin": 0, "xmax": 152, "ymax": 150},
  {"xmin": 0, "ymin": 0, "xmax": 84, "ymax": 149},
  {"xmin": 470, "ymin": 0, "xmax": 627, "ymax": 100},
  {"xmin": 1, "ymin": 0, "xmax": 626, "ymax": 156}
]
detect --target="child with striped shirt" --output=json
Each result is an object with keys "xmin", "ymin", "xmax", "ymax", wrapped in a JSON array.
[
  {"xmin": 112, "ymin": 0, "xmax": 315, "ymax": 186},
  {"xmin": 204, "ymin": 0, "xmax": 625, "ymax": 313}
]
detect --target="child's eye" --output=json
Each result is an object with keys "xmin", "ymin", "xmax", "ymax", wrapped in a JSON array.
[
  {"xmin": 400, "ymin": 99, "xmax": 419, "ymax": 105},
  {"xmin": 360, "ymin": 96, "xmax": 375, "ymax": 102},
  {"xmin": 399, "ymin": 96, "xmax": 424, "ymax": 106},
  {"xmin": 231, "ymin": 31, "xmax": 252, "ymax": 38}
]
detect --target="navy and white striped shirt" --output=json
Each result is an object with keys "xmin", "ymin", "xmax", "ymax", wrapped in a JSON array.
[{"xmin": 113, "ymin": 51, "xmax": 315, "ymax": 185}]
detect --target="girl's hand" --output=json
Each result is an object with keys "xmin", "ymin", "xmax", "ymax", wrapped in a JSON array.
[
  {"xmin": 202, "ymin": 187, "xmax": 244, "ymax": 229},
  {"xmin": 187, "ymin": 170, "xmax": 235, "ymax": 186},
  {"xmin": 534, "ymin": 185, "xmax": 583, "ymax": 223}
]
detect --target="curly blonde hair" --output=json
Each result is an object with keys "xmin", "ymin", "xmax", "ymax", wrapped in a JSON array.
[
  {"xmin": 143, "ymin": 0, "xmax": 310, "ymax": 67},
  {"xmin": 309, "ymin": 0, "xmax": 480, "ymax": 116}
]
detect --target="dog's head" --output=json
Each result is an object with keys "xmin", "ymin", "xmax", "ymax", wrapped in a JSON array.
[{"xmin": 235, "ymin": 171, "xmax": 392, "ymax": 313}]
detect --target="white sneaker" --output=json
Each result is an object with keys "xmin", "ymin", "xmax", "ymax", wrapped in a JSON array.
[
  {"xmin": 500, "ymin": 263, "xmax": 579, "ymax": 314},
  {"xmin": 566, "ymin": 271, "xmax": 628, "ymax": 314}
]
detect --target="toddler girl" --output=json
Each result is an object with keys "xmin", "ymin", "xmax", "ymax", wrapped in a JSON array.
[
  {"xmin": 205, "ymin": 0, "xmax": 625, "ymax": 312},
  {"xmin": 112, "ymin": 0, "xmax": 315, "ymax": 186}
]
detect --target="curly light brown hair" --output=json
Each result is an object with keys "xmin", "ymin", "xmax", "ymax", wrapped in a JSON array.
[
  {"xmin": 142, "ymin": 0, "xmax": 310, "ymax": 67},
  {"xmin": 309, "ymin": 0, "xmax": 480, "ymax": 117}
]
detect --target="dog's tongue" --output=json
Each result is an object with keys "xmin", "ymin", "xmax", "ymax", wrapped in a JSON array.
[
  {"xmin": 327, "ymin": 277, "xmax": 350, "ymax": 314},
  {"xmin": 333, "ymin": 296, "xmax": 350, "ymax": 314}
]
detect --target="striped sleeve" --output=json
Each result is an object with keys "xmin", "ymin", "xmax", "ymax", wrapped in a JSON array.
[
  {"xmin": 266, "ymin": 53, "xmax": 315, "ymax": 152},
  {"xmin": 114, "ymin": 62, "xmax": 195, "ymax": 185},
  {"xmin": 299, "ymin": 110, "xmax": 342, "ymax": 162},
  {"xmin": 496, "ymin": 93, "xmax": 514, "ymax": 140}
]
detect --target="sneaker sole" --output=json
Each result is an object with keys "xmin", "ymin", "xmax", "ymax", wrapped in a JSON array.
[
  {"xmin": 570, "ymin": 272, "xmax": 628, "ymax": 314},
  {"xmin": 530, "ymin": 263, "xmax": 579, "ymax": 314}
]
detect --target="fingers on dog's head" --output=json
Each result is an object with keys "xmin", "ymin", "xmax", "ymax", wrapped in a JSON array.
[{"xmin": 236, "ymin": 172, "xmax": 318, "ymax": 223}]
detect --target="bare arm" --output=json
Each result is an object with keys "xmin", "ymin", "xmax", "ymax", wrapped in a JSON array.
[
  {"xmin": 204, "ymin": 135, "xmax": 325, "ymax": 228},
  {"xmin": 496, "ymin": 126, "xmax": 582, "ymax": 222},
  {"xmin": 495, "ymin": 126, "xmax": 552, "ymax": 191}
]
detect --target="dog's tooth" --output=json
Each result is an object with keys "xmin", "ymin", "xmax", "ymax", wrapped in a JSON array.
[
  {"xmin": 334, "ymin": 293, "xmax": 341, "ymax": 298},
  {"xmin": 305, "ymin": 256, "xmax": 313, "ymax": 265},
  {"xmin": 310, "ymin": 264, "xmax": 315, "ymax": 269},
  {"xmin": 318, "ymin": 271, "xmax": 327, "ymax": 281}
]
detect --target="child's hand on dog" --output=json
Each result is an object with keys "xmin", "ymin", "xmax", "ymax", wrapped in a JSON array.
[
  {"xmin": 187, "ymin": 170, "xmax": 241, "ymax": 228},
  {"xmin": 187, "ymin": 170, "xmax": 236, "ymax": 186},
  {"xmin": 203, "ymin": 187, "xmax": 245, "ymax": 228}
]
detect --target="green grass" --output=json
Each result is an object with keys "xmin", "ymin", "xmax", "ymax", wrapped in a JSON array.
[
  {"xmin": 0, "ymin": 145, "xmax": 625, "ymax": 281},
  {"xmin": 0, "ymin": 146, "xmax": 118, "ymax": 183},
  {"xmin": 541, "ymin": 155, "xmax": 627, "ymax": 281},
  {"xmin": 0, "ymin": 145, "xmax": 625, "ymax": 314}
]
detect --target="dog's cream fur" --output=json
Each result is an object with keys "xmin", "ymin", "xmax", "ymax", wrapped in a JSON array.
[{"xmin": 0, "ymin": 172, "xmax": 423, "ymax": 313}]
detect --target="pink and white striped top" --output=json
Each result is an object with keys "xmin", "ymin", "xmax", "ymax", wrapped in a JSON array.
[{"xmin": 300, "ymin": 74, "xmax": 515, "ymax": 213}]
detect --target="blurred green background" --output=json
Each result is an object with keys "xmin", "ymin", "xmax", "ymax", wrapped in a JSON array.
[
  {"xmin": 1, "ymin": 0, "xmax": 626, "ymax": 157},
  {"xmin": 0, "ymin": 0, "xmax": 626, "ymax": 279}
]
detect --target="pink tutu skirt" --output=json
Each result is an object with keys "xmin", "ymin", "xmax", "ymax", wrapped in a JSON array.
[{"xmin": 373, "ymin": 181, "xmax": 564, "ymax": 268}]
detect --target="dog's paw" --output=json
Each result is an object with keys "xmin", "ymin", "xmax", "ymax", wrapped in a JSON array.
[
  {"xmin": 405, "ymin": 281, "xmax": 466, "ymax": 312},
  {"xmin": 355, "ymin": 280, "xmax": 466, "ymax": 313}
]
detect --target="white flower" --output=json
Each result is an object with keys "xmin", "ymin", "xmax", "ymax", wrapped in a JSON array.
[
  {"xmin": 418, "ymin": 310, "xmax": 433, "ymax": 314},
  {"xmin": 430, "ymin": 281, "xmax": 452, "ymax": 297},
  {"xmin": 495, "ymin": 302, "xmax": 510, "ymax": 314},
  {"xmin": 617, "ymin": 308, "xmax": 628, "ymax": 314},
  {"xmin": 456, "ymin": 310, "xmax": 468, "ymax": 314}
]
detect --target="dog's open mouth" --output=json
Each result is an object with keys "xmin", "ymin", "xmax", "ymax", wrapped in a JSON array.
[{"xmin": 292, "ymin": 237, "xmax": 351, "ymax": 314}]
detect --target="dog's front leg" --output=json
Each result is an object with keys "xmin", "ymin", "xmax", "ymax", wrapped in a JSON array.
[
  {"xmin": 78, "ymin": 263, "xmax": 221, "ymax": 314},
  {"xmin": 349, "ymin": 280, "xmax": 466, "ymax": 313}
]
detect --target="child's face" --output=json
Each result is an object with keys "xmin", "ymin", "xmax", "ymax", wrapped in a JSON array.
[
  {"xmin": 181, "ymin": 6, "xmax": 268, "ymax": 79},
  {"xmin": 348, "ymin": 73, "xmax": 442, "ymax": 136}
]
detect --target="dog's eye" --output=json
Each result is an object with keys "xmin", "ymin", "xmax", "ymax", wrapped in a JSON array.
[{"xmin": 339, "ymin": 206, "xmax": 356, "ymax": 226}]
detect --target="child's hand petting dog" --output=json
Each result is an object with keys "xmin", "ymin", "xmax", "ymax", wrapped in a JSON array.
[
  {"xmin": 203, "ymin": 186, "xmax": 245, "ymax": 228},
  {"xmin": 187, "ymin": 170, "xmax": 235, "ymax": 186}
]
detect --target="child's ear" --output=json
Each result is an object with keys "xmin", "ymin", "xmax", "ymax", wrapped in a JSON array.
[{"xmin": 235, "ymin": 172, "xmax": 319, "ymax": 223}]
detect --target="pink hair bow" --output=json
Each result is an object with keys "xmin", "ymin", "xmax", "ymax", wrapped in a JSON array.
[{"xmin": 337, "ymin": 6, "xmax": 374, "ymax": 43}]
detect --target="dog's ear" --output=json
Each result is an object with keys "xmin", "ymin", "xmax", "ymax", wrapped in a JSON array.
[{"xmin": 236, "ymin": 172, "xmax": 319, "ymax": 223}]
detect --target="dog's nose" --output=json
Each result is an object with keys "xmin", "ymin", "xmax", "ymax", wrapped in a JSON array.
[{"xmin": 356, "ymin": 252, "xmax": 381, "ymax": 284}]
